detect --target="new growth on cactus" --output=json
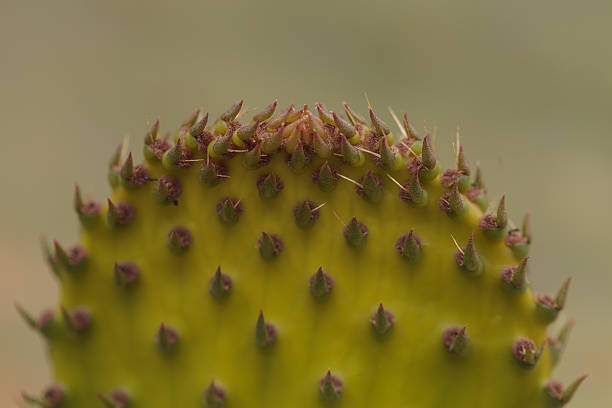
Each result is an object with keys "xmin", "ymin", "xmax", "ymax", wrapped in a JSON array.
[{"xmin": 19, "ymin": 99, "xmax": 585, "ymax": 407}]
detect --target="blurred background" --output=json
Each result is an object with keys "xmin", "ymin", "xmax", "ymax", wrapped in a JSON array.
[{"xmin": 1, "ymin": 0, "xmax": 610, "ymax": 405}]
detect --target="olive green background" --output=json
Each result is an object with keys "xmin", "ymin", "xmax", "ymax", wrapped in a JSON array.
[{"xmin": 1, "ymin": 0, "xmax": 610, "ymax": 406}]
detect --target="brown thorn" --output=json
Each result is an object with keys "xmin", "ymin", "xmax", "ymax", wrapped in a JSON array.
[
  {"xmin": 450, "ymin": 234, "xmax": 464, "ymax": 254},
  {"xmin": 364, "ymin": 92, "xmax": 372, "ymax": 109},
  {"xmin": 405, "ymin": 143, "xmax": 421, "ymax": 160},
  {"xmin": 228, "ymin": 149, "xmax": 248, "ymax": 153},
  {"xmin": 331, "ymin": 210, "xmax": 346, "ymax": 227},
  {"xmin": 386, "ymin": 173, "xmax": 408, "ymax": 192},
  {"xmin": 311, "ymin": 202, "xmax": 327, "ymax": 213},
  {"xmin": 235, "ymin": 106, "xmax": 256, "ymax": 119},
  {"xmin": 336, "ymin": 173, "xmax": 363, "ymax": 188},
  {"xmin": 455, "ymin": 126, "xmax": 461, "ymax": 166},
  {"xmin": 385, "ymin": 173, "xmax": 408, "ymax": 192},
  {"xmin": 388, "ymin": 107, "xmax": 407, "ymax": 138},
  {"xmin": 146, "ymin": 119, "xmax": 154, "ymax": 143},
  {"xmin": 357, "ymin": 146, "xmax": 381, "ymax": 158}
]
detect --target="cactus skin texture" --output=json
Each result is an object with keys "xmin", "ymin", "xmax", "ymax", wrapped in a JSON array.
[{"xmin": 19, "ymin": 100, "xmax": 586, "ymax": 407}]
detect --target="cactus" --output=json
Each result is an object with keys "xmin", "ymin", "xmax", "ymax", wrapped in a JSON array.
[{"xmin": 18, "ymin": 100, "xmax": 586, "ymax": 407}]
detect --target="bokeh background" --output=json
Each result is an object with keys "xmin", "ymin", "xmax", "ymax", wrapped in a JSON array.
[{"xmin": 1, "ymin": 0, "xmax": 610, "ymax": 406}]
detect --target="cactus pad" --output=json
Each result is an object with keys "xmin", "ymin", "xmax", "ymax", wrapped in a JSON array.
[{"xmin": 19, "ymin": 101, "xmax": 585, "ymax": 407}]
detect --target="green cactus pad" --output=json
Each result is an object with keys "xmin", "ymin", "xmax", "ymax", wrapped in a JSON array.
[{"xmin": 20, "ymin": 101, "xmax": 584, "ymax": 408}]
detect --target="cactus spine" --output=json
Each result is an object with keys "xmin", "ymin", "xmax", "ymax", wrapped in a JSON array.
[{"xmin": 19, "ymin": 100, "xmax": 585, "ymax": 407}]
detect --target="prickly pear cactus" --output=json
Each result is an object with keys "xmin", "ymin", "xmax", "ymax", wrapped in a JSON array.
[{"xmin": 18, "ymin": 100, "xmax": 586, "ymax": 407}]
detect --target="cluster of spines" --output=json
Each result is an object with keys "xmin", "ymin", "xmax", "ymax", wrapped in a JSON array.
[{"xmin": 19, "ymin": 100, "xmax": 585, "ymax": 407}]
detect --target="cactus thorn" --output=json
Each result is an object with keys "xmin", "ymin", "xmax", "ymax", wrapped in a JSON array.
[
  {"xmin": 258, "ymin": 232, "xmax": 283, "ymax": 261},
  {"xmin": 73, "ymin": 183, "xmax": 83, "ymax": 213},
  {"xmin": 395, "ymin": 230, "xmax": 423, "ymax": 262},
  {"xmin": 442, "ymin": 326, "xmax": 470, "ymax": 355},
  {"xmin": 319, "ymin": 370, "xmax": 343, "ymax": 401},
  {"xmin": 309, "ymin": 267, "xmax": 333, "ymax": 298},
  {"xmin": 440, "ymin": 183, "xmax": 466, "ymax": 219},
  {"xmin": 266, "ymin": 104, "xmax": 293, "ymax": 129},
  {"xmin": 344, "ymin": 217, "xmax": 368, "ymax": 249},
  {"xmin": 23, "ymin": 384, "xmax": 64, "ymax": 407},
  {"xmin": 167, "ymin": 226, "xmax": 193, "ymax": 253},
  {"xmin": 114, "ymin": 261, "xmax": 140, "ymax": 287},
  {"xmin": 336, "ymin": 172, "xmax": 363, "ymax": 189},
  {"xmin": 371, "ymin": 303, "xmax": 394, "ymax": 335},
  {"xmin": 457, "ymin": 144, "xmax": 470, "ymax": 175},
  {"xmin": 421, "ymin": 134, "xmax": 436, "ymax": 170},
  {"xmin": 61, "ymin": 305, "xmax": 91, "ymax": 332},
  {"xmin": 512, "ymin": 338, "xmax": 538, "ymax": 367},
  {"xmin": 180, "ymin": 108, "xmax": 201, "ymax": 129},
  {"xmin": 402, "ymin": 113, "xmax": 420, "ymax": 140},
  {"xmin": 209, "ymin": 266, "xmax": 232, "ymax": 299},
  {"xmin": 312, "ymin": 162, "xmax": 338, "ymax": 192},
  {"xmin": 216, "ymin": 198, "xmax": 243, "ymax": 226},
  {"xmin": 156, "ymin": 323, "xmax": 179, "ymax": 352},
  {"xmin": 210, "ymin": 132, "xmax": 233, "ymax": 157},
  {"xmin": 339, "ymin": 134, "xmax": 362, "ymax": 166},
  {"xmin": 162, "ymin": 138, "xmax": 183, "ymax": 169},
  {"xmin": 53, "ymin": 240, "xmax": 70, "ymax": 269},
  {"xmin": 253, "ymin": 99, "xmax": 278, "ymax": 122},
  {"xmin": 120, "ymin": 152, "xmax": 134, "ymax": 181},
  {"xmin": 255, "ymin": 310, "xmax": 277, "ymax": 348},
  {"xmin": 154, "ymin": 175, "xmax": 182, "ymax": 205},
  {"xmin": 235, "ymin": 120, "xmax": 259, "ymax": 143},
  {"xmin": 256, "ymin": 173, "xmax": 283, "ymax": 199},
  {"xmin": 203, "ymin": 380, "xmax": 226, "ymax": 407},
  {"xmin": 501, "ymin": 256, "xmax": 529, "ymax": 292},
  {"xmin": 386, "ymin": 173, "xmax": 408, "ymax": 192},
  {"xmin": 332, "ymin": 111, "xmax": 357, "ymax": 140},
  {"xmin": 369, "ymin": 107, "xmax": 391, "ymax": 135},
  {"xmin": 535, "ymin": 277, "xmax": 571, "ymax": 323},
  {"xmin": 146, "ymin": 118, "xmax": 160, "ymax": 143},
  {"xmin": 261, "ymin": 127, "xmax": 283, "ymax": 153},
  {"xmin": 294, "ymin": 200, "xmax": 321, "ymax": 229},
  {"xmin": 449, "ymin": 183, "xmax": 465, "ymax": 215},
  {"xmin": 400, "ymin": 170, "xmax": 427, "ymax": 207},
  {"xmin": 522, "ymin": 212, "xmax": 532, "ymax": 242},
  {"xmin": 549, "ymin": 319, "xmax": 575, "ymax": 367},
  {"xmin": 243, "ymin": 142, "xmax": 263, "ymax": 169},
  {"xmin": 220, "ymin": 100, "xmax": 243, "ymax": 122},
  {"xmin": 546, "ymin": 375, "xmax": 588, "ymax": 406},
  {"xmin": 15, "ymin": 302, "xmax": 53, "ymax": 334},
  {"xmin": 200, "ymin": 160, "xmax": 229, "ymax": 186},
  {"xmin": 455, "ymin": 233, "xmax": 483, "ymax": 276},
  {"xmin": 496, "ymin": 195, "xmax": 508, "ymax": 229},
  {"xmin": 312, "ymin": 129, "xmax": 331, "ymax": 159},
  {"xmin": 387, "ymin": 106, "xmax": 407, "ymax": 139},
  {"xmin": 14, "ymin": 302, "xmax": 34, "ymax": 329},
  {"xmin": 315, "ymin": 102, "xmax": 335, "ymax": 125},
  {"xmin": 379, "ymin": 136, "xmax": 398, "ymax": 170},
  {"xmin": 356, "ymin": 171, "xmax": 383, "ymax": 203},
  {"xmin": 106, "ymin": 199, "xmax": 136, "ymax": 227},
  {"xmin": 474, "ymin": 162, "xmax": 485, "ymax": 189},
  {"xmin": 97, "ymin": 388, "xmax": 131, "ymax": 408},
  {"xmin": 288, "ymin": 141, "xmax": 307, "ymax": 172},
  {"xmin": 343, "ymin": 102, "xmax": 368, "ymax": 125},
  {"xmin": 556, "ymin": 277, "xmax": 572, "ymax": 309}
]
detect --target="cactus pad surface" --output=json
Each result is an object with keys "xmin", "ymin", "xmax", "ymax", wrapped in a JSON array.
[{"xmin": 20, "ymin": 101, "xmax": 584, "ymax": 407}]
